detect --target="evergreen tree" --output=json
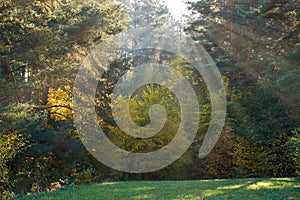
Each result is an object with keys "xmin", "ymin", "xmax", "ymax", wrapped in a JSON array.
[{"xmin": 186, "ymin": 0, "xmax": 299, "ymax": 178}]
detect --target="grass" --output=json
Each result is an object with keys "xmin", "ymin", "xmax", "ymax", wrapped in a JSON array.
[{"xmin": 18, "ymin": 178, "xmax": 300, "ymax": 200}]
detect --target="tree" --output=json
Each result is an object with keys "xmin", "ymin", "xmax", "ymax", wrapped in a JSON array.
[
  {"xmin": 186, "ymin": 0, "xmax": 299, "ymax": 178},
  {"xmin": 287, "ymin": 129, "xmax": 300, "ymax": 176},
  {"xmin": 0, "ymin": 0, "xmax": 128, "ymax": 196},
  {"xmin": 0, "ymin": 0, "xmax": 127, "ymax": 105},
  {"xmin": 118, "ymin": 0, "xmax": 171, "ymax": 29}
]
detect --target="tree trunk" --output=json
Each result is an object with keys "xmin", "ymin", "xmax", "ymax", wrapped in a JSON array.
[{"xmin": 228, "ymin": 0, "xmax": 235, "ymax": 102}]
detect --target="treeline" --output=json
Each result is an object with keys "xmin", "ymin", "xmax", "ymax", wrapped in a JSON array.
[{"xmin": 0, "ymin": 0, "xmax": 299, "ymax": 199}]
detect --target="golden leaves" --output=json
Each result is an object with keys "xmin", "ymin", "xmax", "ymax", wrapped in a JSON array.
[{"xmin": 47, "ymin": 85, "xmax": 72, "ymax": 121}]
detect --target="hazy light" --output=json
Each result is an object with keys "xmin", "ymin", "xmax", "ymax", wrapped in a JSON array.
[{"xmin": 163, "ymin": 0, "xmax": 197, "ymax": 21}]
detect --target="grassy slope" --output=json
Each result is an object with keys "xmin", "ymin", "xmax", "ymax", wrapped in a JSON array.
[{"xmin": 18, "ymin": 178, "xmax": 300, "ymax": 200}]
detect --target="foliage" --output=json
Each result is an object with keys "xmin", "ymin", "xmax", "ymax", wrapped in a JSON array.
[
  {"xmin": 0, "ymin": 0, "xmax": 127, "ymax": 197},
  {"xmin": 201, "ymin": 128, "xmax": 235, "ymax": 179},
  {"xmin": 118, "ymin": 0, "xmax": 171, "ymax": 29},
  {"xmin": 0, "ymin": 131, "xmax": 26, "ymax": 199},
  {"xmin": 186, "ymin": 0, "xmax": 299, "ymax": 179},
  {"xmin": 287, "ymin": 129, "xmax": 300, "ymax": 176},
  {"xmin": 0, "ymin": 0, "xmax": 127, "ymax": 105},
  {"xmin": 47, "ymin": 85, "xmax": 72, "ymax": 121},
  {"xmin": 0, "ymin": 0, "xmax": 299, "ymax": 198}
]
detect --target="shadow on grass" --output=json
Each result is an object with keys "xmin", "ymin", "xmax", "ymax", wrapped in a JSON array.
[{"xmin": 18, "ymin": 178, "xmax": 300, "ymax": 200}]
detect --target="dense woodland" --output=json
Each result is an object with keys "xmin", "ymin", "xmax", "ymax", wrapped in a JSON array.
[{"xmin": 0, "ymin": 0, "xmax": 299, "ymax": 199}]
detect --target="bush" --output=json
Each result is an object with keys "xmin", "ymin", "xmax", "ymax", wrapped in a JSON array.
[
  {"xmin": 287, "ymin": 129, "xmax": 300, "ymax": 176},
  {"xmin": 0, "ymin": 132, "xmax": 26, "ymax": 199}
]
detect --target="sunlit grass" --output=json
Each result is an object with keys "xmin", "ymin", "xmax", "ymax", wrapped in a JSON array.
[
  {"xmin": 217, "ymin": 184, "xmax": 244, "ymax": 190},
  {"xmin": 18, "ymin": 178, "xmax": 300, "ymax": 200}
]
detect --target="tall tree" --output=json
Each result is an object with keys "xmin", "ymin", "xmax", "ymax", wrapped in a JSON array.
[
  {"xmin": 0, "ymin": 0, "xmax": 127, "ymax": 105},
  {"xmin": 0, "ymin": 0, "xmax": 127, "ymax": 196},
  {"xmin": 117, "ymin": 0, "xmax": 171, "ymax": 29},
  {"xmin": 186, "ymin": 0, "xmax": 300, "ymax": 177}
]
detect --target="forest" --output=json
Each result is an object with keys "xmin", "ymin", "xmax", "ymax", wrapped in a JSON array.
[{"xmin": 0, "ymin": 0, "xmax": 299, "ymax": 199}]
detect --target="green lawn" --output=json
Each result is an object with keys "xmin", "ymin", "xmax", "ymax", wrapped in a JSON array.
[{"xmin": 18, "ymin": 178, "xmax": 300, "ymax": 200}]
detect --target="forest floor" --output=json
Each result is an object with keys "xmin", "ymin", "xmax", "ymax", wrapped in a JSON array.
[{"xmin": 18, "ymin": 178, "xmax": 300, "ymax": 200}]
